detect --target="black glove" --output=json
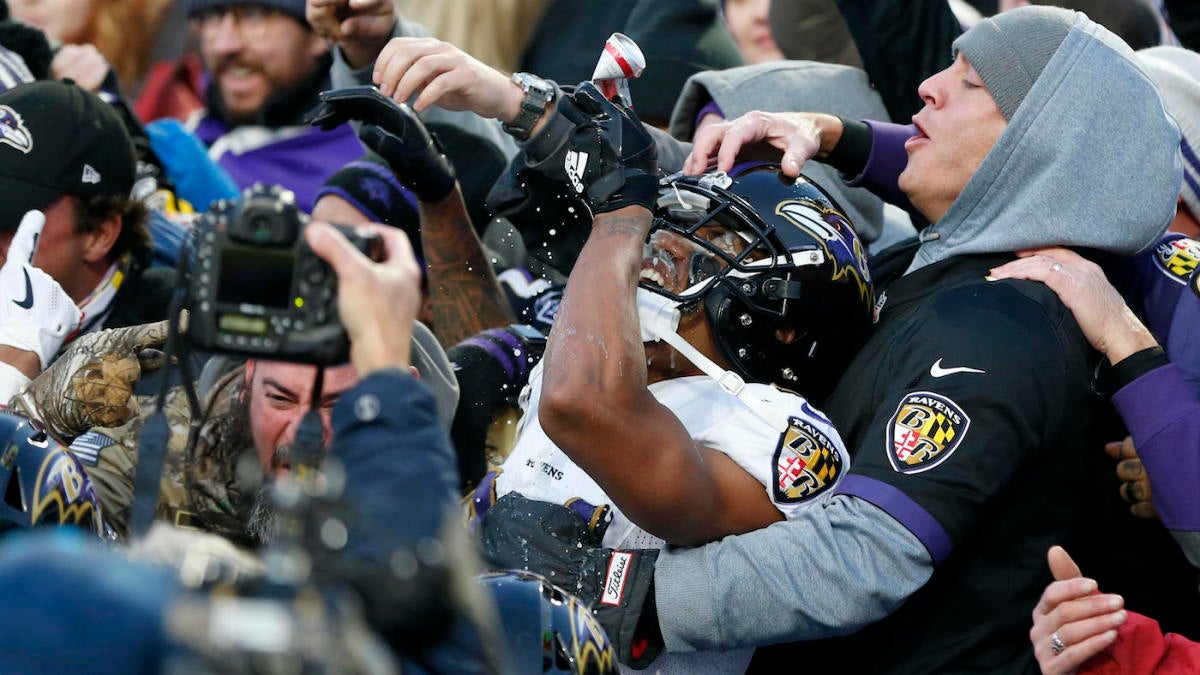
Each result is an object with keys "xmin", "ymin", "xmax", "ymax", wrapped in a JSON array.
[
  {"xmin": 305, "ymin": 86, "xmax": 456, "ymax": 203},
  {"xmin": 541, "ymin": 82, "xmax": 659, "ymax": 215},
  {"xmin": 479, "ymin": 492, "xmax": 663, "ymax": 668}
]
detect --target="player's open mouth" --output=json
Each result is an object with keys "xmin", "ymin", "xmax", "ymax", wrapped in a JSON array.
[{"xmin": 640, "ymin": 249, "xmax": 679, "ymax": 291}]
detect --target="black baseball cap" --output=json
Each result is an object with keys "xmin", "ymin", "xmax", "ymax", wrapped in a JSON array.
[{"xmin": 0, "ymin": 80, "xmax": 136, "ymax": 230}]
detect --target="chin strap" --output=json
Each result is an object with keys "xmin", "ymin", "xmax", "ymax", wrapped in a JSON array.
[{"xmin": 637, "ymin": 288, "xmax": 789, "ymax": 433}]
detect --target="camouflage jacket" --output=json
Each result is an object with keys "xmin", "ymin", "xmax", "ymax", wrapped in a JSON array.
[{"xmin": 70, "ymin": 366, "xmax": 258, "ymax": 545}]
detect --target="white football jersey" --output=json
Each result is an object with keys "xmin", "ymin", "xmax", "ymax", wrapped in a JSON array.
[{"xmin": 496, "ymin": 362, "xmax": 851, "ymax": 550}]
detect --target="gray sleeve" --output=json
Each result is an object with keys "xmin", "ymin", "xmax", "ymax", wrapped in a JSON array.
[
  {"xmin": 1170, "ymin": 530, "xmax": 1200, "ymax": 571},
  {"xmin": 647, "ymin": 125, "xmax": 691, "ymax": 174},
  {"xmin": 328, "ymin": 17, "xmax": 520, "ymax": 160},
  {"xmin": 409, "ymin": 320, "xmax": 460, "ymax": 433},
  {"xmin": 653, "ymin": 494, "xmax": 933, "ymax": 652}
]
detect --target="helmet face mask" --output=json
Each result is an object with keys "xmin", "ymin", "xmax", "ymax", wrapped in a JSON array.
[{"xmin": 643, "ymin": 164, "xmax": 874, "ymax": 401}]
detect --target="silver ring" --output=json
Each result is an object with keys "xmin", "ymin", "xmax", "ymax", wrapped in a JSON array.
[
  {"xmin": 1051, "ymin": 632, "xmax": 1067, "ymax": 655},
  {"xmin": 1051, "ymin": 262, "xmax": 1064, "ymax": 272}
]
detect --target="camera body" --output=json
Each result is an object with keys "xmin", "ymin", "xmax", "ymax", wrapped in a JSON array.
[{"xmin": 187, "ymin": 184, "xmax": 382, "ymax": 365}]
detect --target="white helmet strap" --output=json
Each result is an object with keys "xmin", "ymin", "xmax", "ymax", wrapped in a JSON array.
[{"xmin": 637, "ymin": 288, "xmax": 789, "ymax": 432}]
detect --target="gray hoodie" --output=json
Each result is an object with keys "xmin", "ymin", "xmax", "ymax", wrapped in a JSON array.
[
  {"xmin": 908, "ymin": 11, "xmax": 1182, "ymax": 272},
  {"xmin": 668, "ymin": 61, "xmax": 892, "ymax": 243}
]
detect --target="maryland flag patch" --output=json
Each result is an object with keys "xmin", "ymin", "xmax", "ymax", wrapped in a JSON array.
[
  {"xmin": 772, "ymin": 416, "xmax": 843, "ymax": 504},
  {"xmin": 887, "ymin": 392, "xmax": 971, "ymax": 474},
  {"xmin": 1154, "ymin": 237, "xmax": 1200, "ymax": 284}
]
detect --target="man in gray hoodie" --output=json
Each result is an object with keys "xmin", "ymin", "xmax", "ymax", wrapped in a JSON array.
[{"xmin": 368, "ymin": 5, "xmax": 1181, "ymax": 673}]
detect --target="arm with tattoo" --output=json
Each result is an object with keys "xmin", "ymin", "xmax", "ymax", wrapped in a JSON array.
[{"xmin": 419, "ymin": 188, "xmax": 516, "ymax": 347}]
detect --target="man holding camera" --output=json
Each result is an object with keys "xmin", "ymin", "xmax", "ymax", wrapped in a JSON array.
[{"xmin": 57, "ymin": 317, "xmax": 456, "ymax": 544}]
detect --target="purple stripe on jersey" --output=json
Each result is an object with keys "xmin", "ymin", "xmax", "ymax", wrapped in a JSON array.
[
  {"xmin": 1181, "ymin": 136, "xmax": 1200, "ymax": 201},
  {"xmin": 460, "ymin": 334, "xmax": 518, "ymax": 381},
  {"xmin": 847, "ymin": 121, "xmax": 919, "ymax": 216},
  {"xmin": 836, "ymin": 474, "xmax": 953, "ymax": 565},
  {"xmin": 1113, "ymin": 363, "xmax": 1200, "ymax": 531}
]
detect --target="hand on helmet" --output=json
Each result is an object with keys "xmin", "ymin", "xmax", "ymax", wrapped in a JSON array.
[
  {"xmin": 306, "ymin": 86, "xmax": 456, "ymax": 203},
  {"xmin": 478, "ymin": 492, "xmax": 663, "ymax": 668},
  {"xmin": 0, "ymin": 211, "xmax": 82, "ymax": 371},
  {"xmin": 549, "ymin": 82, "xmax": 659, "ymax": 215},
  {"xmin": 10, "ymin": 319, "xmax": 169, "ymax": 441}
]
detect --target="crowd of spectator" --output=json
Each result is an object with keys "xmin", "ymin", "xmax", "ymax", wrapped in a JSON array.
[{"xmin": 0, "ymin": 0, "xmax": 1198, "ymax": 673}]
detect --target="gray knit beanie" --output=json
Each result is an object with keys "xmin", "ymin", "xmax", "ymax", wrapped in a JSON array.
[
  {"xmin": 953, "ymin": 6, "xmax": 1077, "ymax": 120},
  {"xmin": 187, "ymin": 0, "xmax": 307, "ymax": 23}
]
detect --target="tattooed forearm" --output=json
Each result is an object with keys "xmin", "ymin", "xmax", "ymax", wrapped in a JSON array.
[
  {"xmin": 592, "ymin": 213, "xmax": 652, "ymax": 240},
  {"xmin": 419, "ymin": 192, "xmax": 516, "ymax": 347},
  {"xmin": 427, "ymin": 263, "xmax": 515, "ymax": 346}
]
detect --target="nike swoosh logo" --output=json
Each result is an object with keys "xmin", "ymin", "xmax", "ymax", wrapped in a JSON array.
[
  {"xmin": 930, "ymin": 358, "xmax": 986, "ymax": 378},
  {"xmin": 12, "ymin": 268, "xmax": 32, "ymax": 309}
]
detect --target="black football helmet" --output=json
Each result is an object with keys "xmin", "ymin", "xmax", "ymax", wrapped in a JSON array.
[
  {"xmin": 646, "ymin": 163, "xmax": 873, "ymax": 400},
  {"xmin": 0, "ymin": 411, "xmax": 106, "ymax": 537},
  {"xmin": 479, "ymin": 570, "xmax": 619, "ymax": 675}
]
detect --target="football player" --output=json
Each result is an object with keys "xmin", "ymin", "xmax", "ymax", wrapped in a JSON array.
[{"xmin": 476, "ymin": 83, "xmax": 874, "ymax": 674}]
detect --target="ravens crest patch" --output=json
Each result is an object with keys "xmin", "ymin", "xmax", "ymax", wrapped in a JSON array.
[
  {"xmin": 1154, "ymin": 237, "xmax": 1200, "ymax": 284},
  {"xmin": 772, "ymin": 416, "xmax": 843, "ymax": 504},
  {"xmin": 887, "ymin": 392, "xmax": 970, "ymax": 474}
]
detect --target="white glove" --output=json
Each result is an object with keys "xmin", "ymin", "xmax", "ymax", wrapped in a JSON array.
[
  {"xmin": 636, "ymin": 287, "xmax": 682, "ymax": 342},
  {"xmin": 0, "ymin": 211, "xmax": 82, "ymax": 370}
]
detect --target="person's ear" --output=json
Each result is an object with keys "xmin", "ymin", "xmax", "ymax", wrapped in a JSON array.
[
  {"xmin": 80, "ymin": 211, "xmax": 121, "ymax": 263},
  {"xmin": 409, "ymin": 365, "xmax": 420, "ymax": 379}
]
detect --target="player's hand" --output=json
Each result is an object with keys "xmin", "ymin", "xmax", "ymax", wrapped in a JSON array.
[
  {"xmin": 539, "ymin": 82, "xmax": 658, "ymax": 215},
  {"xmin": 305, "ymin": 86, "xmax": 455, "ymax": 202},
  {"xmin": 1030, "ymin": 546, "xmax": 1125, "ymax": 674},
  {"xmin": 684, "ymin": 111, "xmax": 843, "ymax": 178},
  {"xmin": 306, "ymin": 0, "xmax": 395, "ymax": 69},
  {"xmin": 0, "ymin": 211, "xmax": 82, "ymax": 372},
  {"xmin": 478, "ymin": 492, "xmax": 662, "ymax": 668},
  {"xmin": 304, "ymin": 222, "xmax": 422, "ymax": 375},
  {"xmin": 988, "ymin": 248, "xmax": 1158, "ymax": 364},
  {"xmin": 10, "ymin": 320, "xmax": 169, "ymax": 441},
  {"xmin": 372, "ymin": 37, "xmax": 517, "ymax": 119},
  {"xmin": 1104, "ymin": 436, "xmax": 1156, "ymax": 520}
]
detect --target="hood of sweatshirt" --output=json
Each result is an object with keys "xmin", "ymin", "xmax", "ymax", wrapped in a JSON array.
[
  {"xmin": 908, "ymin": 11, "xmax": 1182, "ymax": 272},
  {"xmin": 669, "ymin": 61, "xmax": 892, "ymax": 244}
]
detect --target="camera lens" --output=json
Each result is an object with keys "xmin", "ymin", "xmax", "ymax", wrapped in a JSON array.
[{"xmin": 248, "ymin": 215, "xmax": 272, "ymax": 238}]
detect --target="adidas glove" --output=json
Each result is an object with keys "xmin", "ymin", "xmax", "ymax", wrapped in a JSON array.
[{"xmin": 552, "ymin": 82, "xmax": 659, "ymax": 215}]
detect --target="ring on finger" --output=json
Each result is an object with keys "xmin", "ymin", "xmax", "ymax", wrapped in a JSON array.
[
  {"xmin": 1123, "ymin": 480, "xmax": 1140, "ymax": 503},
  {"xmin": 1051, "ymin": 632, "xmax": 1067, "ymax": 655},
  {"xmin": 1051, "ymin": 262, "xmax": 1064, "ymax": 272}
]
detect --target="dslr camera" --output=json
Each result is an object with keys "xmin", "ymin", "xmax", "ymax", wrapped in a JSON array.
[{"xmin": 187, "ymin": 184, "xmax": 382, "ymax": 365}]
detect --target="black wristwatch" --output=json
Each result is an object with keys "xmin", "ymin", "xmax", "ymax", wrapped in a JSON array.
[{"xmin": 502, "ymin": 72, "xmax": 556, "ymax": 141}]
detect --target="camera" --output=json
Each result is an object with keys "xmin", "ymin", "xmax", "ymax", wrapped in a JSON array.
[{"xmin": 187, "ymin": 184, "xmax": 382, "ymax": 365}]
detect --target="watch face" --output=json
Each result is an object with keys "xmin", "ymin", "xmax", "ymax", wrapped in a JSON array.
[{"xmin": 514, "ymin": 73, "xmax": 552, "ymax": 101}]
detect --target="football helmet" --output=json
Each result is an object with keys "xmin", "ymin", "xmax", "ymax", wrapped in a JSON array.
[
  {"xmin": 479, "ymin": 570, "xmax": 618, "ymax": 675},
  {"xmin": 0, "ymin": 411, "xmax": 105, "ymax": 537},
  {"xmin": 644, "ymin": 163, "xmax": 873, "ymax": 400}
]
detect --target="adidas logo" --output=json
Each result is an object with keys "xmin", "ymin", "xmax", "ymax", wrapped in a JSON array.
[
  {"xmin": 81, "ymin": 164, "xmax": 100, "ymax": 184},
  {"xmin": 564, "ymin": 150, "xmax": 588, "ymax": 194}
]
